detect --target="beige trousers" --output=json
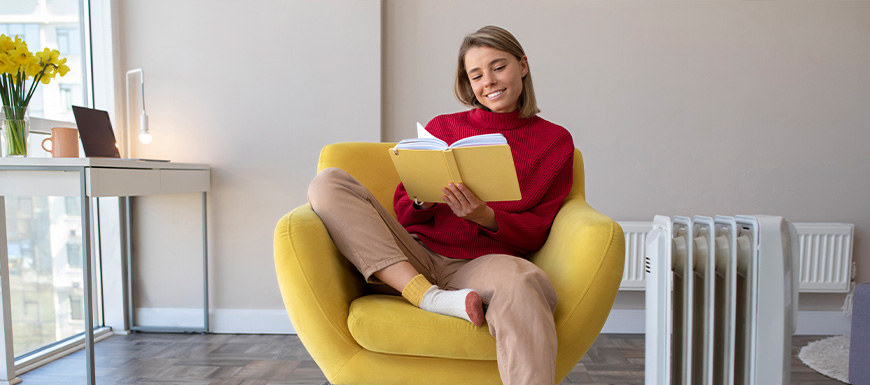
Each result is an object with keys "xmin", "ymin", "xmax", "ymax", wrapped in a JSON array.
[{"xmin": 308, "ymin": 168, "xmax": 558, "ymax": 385}]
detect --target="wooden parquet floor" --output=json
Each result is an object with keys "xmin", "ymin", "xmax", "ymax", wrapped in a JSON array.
[{"xmin": 18, "ymin": 333, "xmax": 843, "ymax": 384}]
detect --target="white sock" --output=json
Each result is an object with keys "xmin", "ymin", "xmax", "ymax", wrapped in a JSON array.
[{"xmin": 419, "ymin": 286, "xmax": 485, "ymax": 326}]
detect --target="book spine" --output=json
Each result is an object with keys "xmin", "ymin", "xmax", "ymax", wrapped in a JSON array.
[{"xmin": 442, "ymin": 149, "xmax": 463, "ymax": 185}]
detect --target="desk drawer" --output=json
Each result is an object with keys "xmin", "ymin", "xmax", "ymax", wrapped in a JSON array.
[
  {"xmin": 88, "ymin": 168, "xmax": 161, "ymax": 197},
  {"xmin": 0, "ymin": 170, "xmax": 81, "ymax": 196},
  {"xmin": 160, "ymin": 169, "xmax": 210, "ymax": 194}
]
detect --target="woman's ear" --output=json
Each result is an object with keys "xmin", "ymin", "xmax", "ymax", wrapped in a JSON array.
[{"xmin": 520, "ymin": 55, "xmax": 529, "ymax": 77}]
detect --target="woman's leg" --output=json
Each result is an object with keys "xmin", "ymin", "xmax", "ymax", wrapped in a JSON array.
[
  {"xmin": 444, "ymin": 254, "xmax": 559, "ymax": 385},
  {"xmin": 308, "ymin": 167, "xmax": 433, "ymax": 287},
  {"xmin": 373, "ymin": 261, "xmax": 419, "ymax": 292},
  {"xmin": 308, "ymin": 168, "xmax": 483, "ymax": 324}
]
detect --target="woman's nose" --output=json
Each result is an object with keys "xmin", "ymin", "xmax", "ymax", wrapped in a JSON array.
[{"xmin": 483, "ymin": 72, "xmax": 496, "ymax": 85}]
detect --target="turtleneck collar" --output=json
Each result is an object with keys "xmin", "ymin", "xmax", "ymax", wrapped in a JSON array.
[{"xmin": 468, "ymin": 108, "xmax": 534, "ymax": 131}]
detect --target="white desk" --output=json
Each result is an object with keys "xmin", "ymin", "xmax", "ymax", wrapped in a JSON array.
[{"xmin": 0, "ymin": 158, "xmax": 211, "ymax": 385}]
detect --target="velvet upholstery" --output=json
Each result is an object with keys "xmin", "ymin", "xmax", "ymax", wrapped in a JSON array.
[{"xmin": 274, "ymin": 142, "xmax": 624, "ymax": 385}]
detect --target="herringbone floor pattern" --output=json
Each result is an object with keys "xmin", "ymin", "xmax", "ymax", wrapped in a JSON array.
[{"xmin": 18, "ymin": 333, "xmax": 841, "ymax": 384}]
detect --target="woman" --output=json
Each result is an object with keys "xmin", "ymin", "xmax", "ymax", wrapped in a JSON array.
[{"xmin": 308, "ymin": 25, "xmax": 574, "ymax": 385}]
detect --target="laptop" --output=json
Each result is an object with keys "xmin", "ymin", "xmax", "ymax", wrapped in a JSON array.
[{"xmin": 72, "ymin": 105, "xmax": 168, "ymax": 161}]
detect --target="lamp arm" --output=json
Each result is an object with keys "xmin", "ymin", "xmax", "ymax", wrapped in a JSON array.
[
  {"xmin": 138, "ymin": 70, "xmax": 146, "ymax": 111},
  {"xmin": 125, "ymin": 68, "xmax": 149, "ymax": 155}
]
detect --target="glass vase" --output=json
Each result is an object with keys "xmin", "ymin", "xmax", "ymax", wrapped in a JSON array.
[{"xmin": 1, "ymin": 105, "xmax": 30, "ymax": 157}]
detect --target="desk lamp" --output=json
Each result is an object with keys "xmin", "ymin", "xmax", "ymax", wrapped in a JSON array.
[{"xmin": 125, "ymin": 68, "xmax": 151, "ymax": 157}]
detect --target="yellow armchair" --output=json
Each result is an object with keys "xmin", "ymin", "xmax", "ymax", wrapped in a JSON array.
[{"xmin": 274, "ymin": 142, "xmax": 625, "ymax": 385}]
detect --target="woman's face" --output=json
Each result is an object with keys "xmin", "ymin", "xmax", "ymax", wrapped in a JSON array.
[{"xmin": 464, "ymin": 46, "xmax": 528, "ymax": 113}]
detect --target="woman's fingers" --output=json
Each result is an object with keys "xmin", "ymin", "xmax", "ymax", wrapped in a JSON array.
[{"xmin": 454, "ymin": 183, "xmax": 481, "ymax": 205}]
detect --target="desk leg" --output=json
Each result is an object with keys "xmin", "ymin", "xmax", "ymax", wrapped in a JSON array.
[
  {"xmin": 80, "ymin": 174, "xmax": 96, "ymax": 385},
  {"xmin": 202, "ymin": 192, "xmax": 209, "ymax": 333},
  {"xmin": 0, "ymin": 197, "xmax": 22, "ymax": 385},
  {"xmin": 125, "ymin": 197, "xmax": 134, "ymax": 332}
]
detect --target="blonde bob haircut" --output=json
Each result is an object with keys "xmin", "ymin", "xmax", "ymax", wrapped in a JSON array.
[{"xmin": 454, "ymin": 26, "xmax": 540, "ymax": 118}]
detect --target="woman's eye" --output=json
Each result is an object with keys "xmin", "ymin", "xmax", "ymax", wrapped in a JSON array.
[
  {"xmin": 494, "ymin": 66, "xmax": 506, "ymax": 71},
  {"xmin": 471, "ymin": 75, "xmax": 482, "ymax": 81}
]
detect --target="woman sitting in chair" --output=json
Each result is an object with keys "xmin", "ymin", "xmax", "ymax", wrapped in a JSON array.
[{"xmin": 308, "ymin": 25, "xmax": 574, "ymax": 385}]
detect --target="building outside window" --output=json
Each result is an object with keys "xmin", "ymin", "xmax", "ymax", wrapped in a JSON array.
[{"xmin": 1, "ymin": 0, "xmax": 94, "ymax": 360}]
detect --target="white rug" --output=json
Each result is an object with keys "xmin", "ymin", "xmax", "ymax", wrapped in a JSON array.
[{"xmin": 798, "ymin": 335, "xmax": 851, "ymax": 384}]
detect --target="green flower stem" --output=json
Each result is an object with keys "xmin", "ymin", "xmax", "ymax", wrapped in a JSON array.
[{"xmin": 3, "ymin": 119, "xmax": 27, "ymax": 156}]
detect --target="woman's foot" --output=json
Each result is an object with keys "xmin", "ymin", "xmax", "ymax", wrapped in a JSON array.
[
  {"xmin": 402, "ymin": 273, "xmax": 485, "ymax": 326},
  {"xmin": 420, "ymin": 286, "xmax": 485, "ymax": 326}
]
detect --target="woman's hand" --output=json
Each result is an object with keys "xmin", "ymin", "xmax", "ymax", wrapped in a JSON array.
[{"xmin": 442, "ymin": 183, "xmax": 498, "ymax": 231}]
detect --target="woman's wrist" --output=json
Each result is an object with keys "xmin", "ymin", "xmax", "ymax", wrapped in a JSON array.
[
  {"xmin": 413, "ymin": 201, "xmax": 436, "ymax": 210},
  {"xmin": 478, "ymin": 207, "xmax": 499, "ymax": 232}
]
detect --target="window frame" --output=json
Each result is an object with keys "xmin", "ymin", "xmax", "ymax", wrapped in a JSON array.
[{"xmin": 1, "ymin": 0, "xmax": 123, "ymax": 376}]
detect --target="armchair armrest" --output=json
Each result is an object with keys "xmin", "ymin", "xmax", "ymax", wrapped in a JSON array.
[
  {"xmin": 530, "ymin": 198, "xmax": 625, "ymax": 376},
  {"xmin": 274, "ymin": 204, "xmax": 367, "ymax": 376}
]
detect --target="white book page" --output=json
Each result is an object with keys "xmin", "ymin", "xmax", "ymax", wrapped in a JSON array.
[
  {"xmin": 450, "ymin": 133, "xmax": 507, "ymax": 148},
  {"xmin": 417, "ymin": 122, "xmax": 437, "ymax": 139},
  {"xmin": 396, "ymin": 123, "xmax": 506, "ymax": 149}
]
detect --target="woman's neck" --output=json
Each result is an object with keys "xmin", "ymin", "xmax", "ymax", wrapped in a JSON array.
[{"xmin": 468, "ymin": 108, "xmax": 530, "ymax": 130}]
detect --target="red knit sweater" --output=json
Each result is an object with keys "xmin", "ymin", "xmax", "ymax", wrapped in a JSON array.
[{"xmin": 393, "ymin": 109, "xmax": 574, "ymax": 260}]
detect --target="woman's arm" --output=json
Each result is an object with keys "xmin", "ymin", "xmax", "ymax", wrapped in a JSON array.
[
  {"xmin": 481, "ymin": 156, "xmax": 574, "ymax": 254},
  {"xmin": 393, "ymin": 182, "xmax": 438, "ymax": 226},
  {"xmin": 440, "ymin": 183, "xmax": 498, "ymax": 231}
]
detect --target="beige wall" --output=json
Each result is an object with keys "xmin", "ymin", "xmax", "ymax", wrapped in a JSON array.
[
  {"xmin": 117, "ymin": 0, "xmax": 869, "ymax": 327},
  {"xmin": 383, "ymin": 1, "xmax": 870, "ymax": 295},
  {"xmin": 117, "ymin": 0, "xmax": 381, "ymax": 312}
]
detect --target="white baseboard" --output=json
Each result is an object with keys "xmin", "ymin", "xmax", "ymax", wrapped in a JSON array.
[
  {"xmin": 793, "ymin": 310, "xmax": 853, "ymax": 335},
  {"xmin": 600, "ymin": 309, "xmax": 647, "ymax": 334},
  {"xmin": 136, "ymin": 307, "xmax": 851, "ymax": 336},
  {"xmin": 601, "ymin": 309, "xmax": 852, "ymax": 335},
  {"xmin": 135, "ymin": 308, "xmax": 295, "ymax": 334}
]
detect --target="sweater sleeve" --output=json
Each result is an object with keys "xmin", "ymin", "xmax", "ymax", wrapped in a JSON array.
[
  {"xmin": 394, "ymin": 182, "xmax": 437, "ymax": 226},
  {"xmin": 480, "ymin": 150, "xmax": 574, "ymax": 255}
]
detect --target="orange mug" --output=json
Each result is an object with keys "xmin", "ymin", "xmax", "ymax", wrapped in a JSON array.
[{"xmin": 41, "ymin": 127, "xmax": 80, "ymax": 158}]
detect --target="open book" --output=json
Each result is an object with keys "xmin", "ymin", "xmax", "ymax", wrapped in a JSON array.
[{"xmin": 389, "ymin": 123, "xmax": 522, "ymax": 203}]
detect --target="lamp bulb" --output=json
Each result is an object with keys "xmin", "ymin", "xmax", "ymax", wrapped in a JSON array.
[{"xmin": 138, "ymin": 110, "xmax": 151, "ymax": 144}]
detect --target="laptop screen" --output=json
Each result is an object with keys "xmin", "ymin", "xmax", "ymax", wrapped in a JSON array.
[{"xmin": 72, "ymin": 105, "xmax": 121, "ymax": 158}]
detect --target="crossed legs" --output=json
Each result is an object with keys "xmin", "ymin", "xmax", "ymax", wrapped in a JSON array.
[{"xmin": 308, "ymin": 168, "xmax": 558, "ymax": 384}]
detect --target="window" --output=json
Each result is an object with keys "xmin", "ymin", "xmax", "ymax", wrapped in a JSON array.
[
  {"xmin": 66, "ymin": 242, "xmax": 82, "ymax": 269},
  {"xmin": 1, "ymin": 0, "xmax": 96, "ymax": 360},
  {"xmin": 0, "ymin": 6, "xmax": 85, "ymax": 122},
  {"xmin": 64, "ymin": 197, "xmax": 80, "ymax": 216},
  {"xmin": 56, "ymin": 27, "xmax": 81, "ymax": 56},
  {"xmin": 70, "ymin": 298, "xmax": 83, "ymax": 321},
  {"xmin": 0, "ymin": 24, "xmax": 40, "ymax": 47},
  {"xmin": 59, "ymin": 85, "xmax": 80, "ymax": 112}
]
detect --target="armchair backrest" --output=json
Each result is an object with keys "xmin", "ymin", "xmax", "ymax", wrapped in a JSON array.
[
  {"xmin": 317, "ymin": 142, "xmax": 402, "ymax": 217},
  {"xmin": 316, "ymin": 142, "xmax": 586, "ymax": 217}
]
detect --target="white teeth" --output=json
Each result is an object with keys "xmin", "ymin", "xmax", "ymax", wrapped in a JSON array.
[{"xmin": 487, "ymin": 90, "xmax": 504, "ymax": 98}]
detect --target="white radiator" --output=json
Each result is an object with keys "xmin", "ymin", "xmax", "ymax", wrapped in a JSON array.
[
  {"xmin": 644, "ymin": 215, "xmax": 799, "ymax": 385},
  {"xmin": 619, "ymin": 221, "xmax": 853, "ymax": 293},
  {"xmin": 620, "ymin": 222, "xmax": 652, "ymax": 290},
  {"xmin": 794, "ymin": 223, "xmax": 855, "ymax": 292}
]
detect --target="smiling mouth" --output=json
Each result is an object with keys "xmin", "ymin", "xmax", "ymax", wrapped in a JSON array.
[{"xmin": 486, "ymin": 90, "xmax": 505, "ymax": 98}]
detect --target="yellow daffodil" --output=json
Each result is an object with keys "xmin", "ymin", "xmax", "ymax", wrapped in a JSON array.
[
  {"xmin": 9, "ymin": 41, "xmax": 30, "ymax": 66},
  {"xmin": 1, "ymin": 33, "xmax": 69, "ymax": 114},
  {"xmin": 56, "ymin": 58, "xmax": 70, "ymax": 77},
  {"xmin": 0, "ymin": 54, "xmax": 12, "ymax": 75},
  {"xmin": 0, "ymin": 35, "xmax": 14, "ymax": 53},
  {"xmin": 1, "ymin": 34, "xmax": 72, "ymax": 156},
  {"xmin": 25, "ymin": 57, "xmax": 43, "ymax": 78}
]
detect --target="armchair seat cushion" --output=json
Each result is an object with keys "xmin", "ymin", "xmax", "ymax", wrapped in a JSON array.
[{"xmin": 348, "ymin": 295, "xmax": 497, "ymax": 360}]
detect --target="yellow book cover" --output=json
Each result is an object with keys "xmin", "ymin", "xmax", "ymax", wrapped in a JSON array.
[{"xmin": 389, "ymin": 127, "xmax": 522, "ymax": 203}]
